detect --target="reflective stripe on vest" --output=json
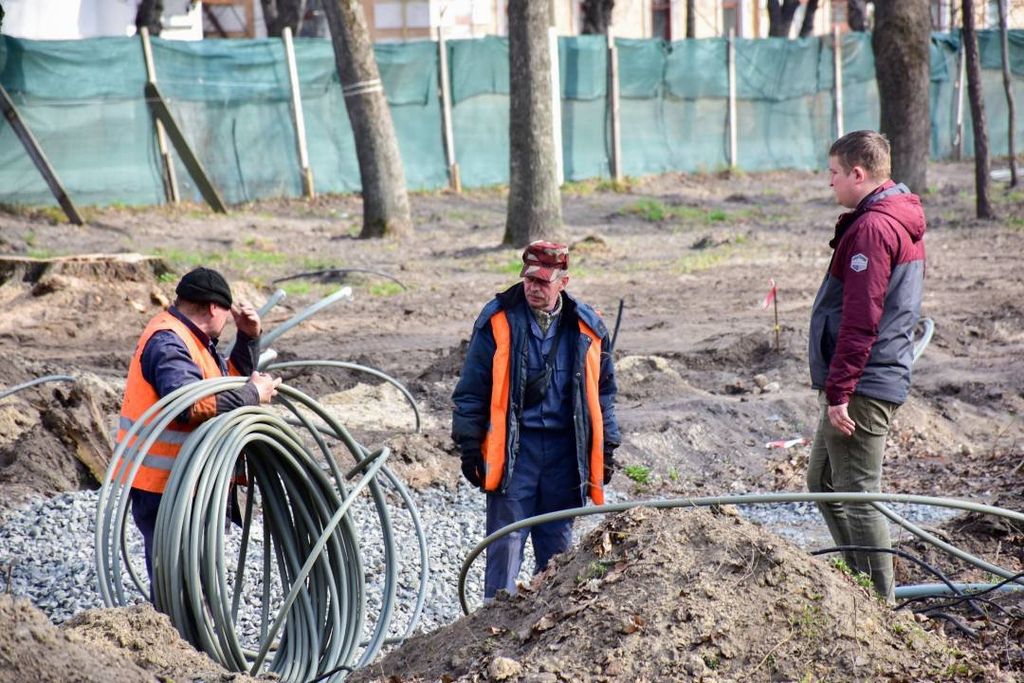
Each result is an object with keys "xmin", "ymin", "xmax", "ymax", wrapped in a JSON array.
[
  {"xmin": 480, "ymin": 311, "xmax": 606, "ymax": 502},
  {"xmin": 115, "ymin": 311, "xmax": 224, "ymax": 494}
]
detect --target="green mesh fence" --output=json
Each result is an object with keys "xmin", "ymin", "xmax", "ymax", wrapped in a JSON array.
[{"xmin": 0, "ymin": 30, "xmax": 1022, "ymax": 207}]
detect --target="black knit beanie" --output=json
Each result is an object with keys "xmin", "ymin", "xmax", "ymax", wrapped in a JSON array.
[{"xmin": 175, "ymin": 267, "xmax": 233, "ymax": 308}]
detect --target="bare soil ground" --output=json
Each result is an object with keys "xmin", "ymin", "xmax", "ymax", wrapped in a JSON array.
[{"xmin": 0, "ymin": 161, "xmax": 1022, "ymax": 680}]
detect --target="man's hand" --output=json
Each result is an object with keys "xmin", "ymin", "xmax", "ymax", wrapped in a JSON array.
[
  {"xmin": 232, "ymin": 301, "xmax": 262, "ymax": 337},
  {"xmin": 827, "ymin": 402, "xmax": 856, "ymax": 437},
  {"xmin": 460, "ymin": 448, "xmax": 483, "ymax": 488},
  {"xmin": 250, "ymin": 372, "xmax": 281, "ymax": 404},
  {"xmin": 602, "ymin": 450, "xmax": 617, "ymax": 485}
]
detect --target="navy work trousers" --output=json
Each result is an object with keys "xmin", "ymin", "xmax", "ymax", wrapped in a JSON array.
[
  {"xmin": 129, "ymin": 487, "xmax": 162, "ymax": 585},
  {"xmin": 484, "ymin": 428, "xmax": 581, "ymax": 599}
]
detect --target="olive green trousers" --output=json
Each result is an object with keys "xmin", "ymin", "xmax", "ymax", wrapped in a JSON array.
[{"xmin": 807, "ymin": 392, "xmax": 898, "ymax": 602}]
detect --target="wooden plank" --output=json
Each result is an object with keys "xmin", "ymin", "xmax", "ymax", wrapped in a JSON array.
[
  {"xmin": 549, "ymin": 26, "xmax": 564, "ymax": 186},
  {"xmin": 0, "ymin": 84, "xmax": 84, "ymax": 226},
  {"xmin": 145, "ymin": 82, "xmax": 228, "ymax": 213},
  {"xmin": 833, "ymin": 25, "xmax": 844, "ymax": 139},
  {"xmin": 437, "ymin": 27, "xmax": 461, "ymax": 192},
  {"xmin": 952, "ymin": 38, "xmax": 966, "ymax": 161},
  {"xmin": 140, "ymin": 27, "xmax": 180, "ymax": 204},
  {"xmin": 282, "ymin": 27, "xmax": 315, "ymax": 198},
  {"xmin": 727, "ymin": 28, "xmax": 738, "ymax": 169},
  {"xmin": 607, "ymin": 29, "xmax": 622, "ymax": 183}
]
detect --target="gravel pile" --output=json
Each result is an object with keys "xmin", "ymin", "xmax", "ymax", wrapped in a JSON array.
[
  {"xmin": 0, "ymin": 482, "xmax": 959, "ymax": 648},
  {"xmin": 0, "ymin": 480, "xmax": 621, "ymax": 643}
]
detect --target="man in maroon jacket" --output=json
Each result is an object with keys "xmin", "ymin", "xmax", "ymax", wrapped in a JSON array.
[{"xmin": 807, "ymin": 130, "xmax": 926, "ymax": 603}]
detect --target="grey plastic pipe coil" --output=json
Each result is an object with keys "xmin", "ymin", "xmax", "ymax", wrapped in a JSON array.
[
  {"xmin": 458, "ymin": 492, "xmax": 1024, "ymax": 614},
  {"xmin": 265, "ymin": 360, "xmax": 421, "ymax": 433},
  {"xmin": 912, "ymin": 317, "xmax": 934, "ymax": 363},
  {"xmin": 95, "ymin": 376, "xmax": 428, "ymax": 682},
  {"xmin": 260, "ymin": 286, "xmax": 353, "ymax": 350},
  {"xmin": 0, "ymin": 374, "xmax": 76, "ymax": 402}
]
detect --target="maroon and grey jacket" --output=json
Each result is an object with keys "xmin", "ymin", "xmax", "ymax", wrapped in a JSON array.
[{"xmin": 809, "ymin": 180, "xmax": 926, "ymax": 406}]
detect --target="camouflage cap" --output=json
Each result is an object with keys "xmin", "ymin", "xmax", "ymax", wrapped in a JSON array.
[{"xmin": 520, "ymin": 240, "xmax": 569, "ymax": 282}]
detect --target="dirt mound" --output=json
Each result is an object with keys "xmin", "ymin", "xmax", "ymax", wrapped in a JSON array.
[
  {"xmin": 382, "ymin": 430, "xmax": 459, "ymax": 490},
  {"xmin": 0, "ymin": 596, "xmax": 263, "ymax": 682},
  {"xmin": 352, "ymin": 507, "xmax": 986, "ymax": 682},
  {"xmin": 0, "ymin": 373, "xmax": 120, "ymax": 515}
]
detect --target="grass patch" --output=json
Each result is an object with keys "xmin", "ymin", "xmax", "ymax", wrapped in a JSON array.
[
  {"xmin": 619, "ymin": 198, "xmax": 735, "ymax": 225},
  {"xmin": 563, "ymin": 177, "xmax": 634, "ymax": 196},
  {"xmin": 623, "ymin": 464, "xmax": 651, "ymax": 485},
  {"xmin": 369, "ymin": 281, "xmax": 404, "ymax": 297},
  {"xmin": 280, "ymin": 280, "xmax": 313, "ymax": 297},
  {"xmin": 829, "ymin": 557, "xmax": 874, "ymax": 590}
]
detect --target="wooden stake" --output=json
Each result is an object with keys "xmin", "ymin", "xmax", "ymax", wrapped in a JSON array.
[
  {"xmin": 140, "ymin": 27, "xmax": 180, "ymax": 204},
  {"xmin": 437, "ymin": 26, "xmax": 461, "ymax": 192},
  {"xmin": 833, "ymin": 24, "xmax": 844, "ymax": 139},
  {"xmin": 145, "ymin": 82, "xmax": 228, "ymax": 213},
  {"xmin": 0, "ymin": 84, "xmax": 84, "ymax": 225},
  {"xmin": 282, "ymin": 27, "xmax": 315, "ymax": 199},
  {"xmin": 549, "ymin": 26, "xmax": 564, "ymax": 186},
  {"xmin": 773, "ymin": 294, "xmax": 780, "ymax": 352},
  {"xmin": 607, "ymin": 28, "xmax": 622, "ymax": 183},
  {"xmin": 727, "ymin": 28, "xmax": 738, "ymax": 170},
  {"xmin": 952, "ymin": 36, "xmax": 966, "ymax": 161}
]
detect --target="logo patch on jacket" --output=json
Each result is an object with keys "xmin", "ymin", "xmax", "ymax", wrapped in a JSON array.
[{"xmin": 850, "ymin": 253, "xmax": 869, "ymax": 272}]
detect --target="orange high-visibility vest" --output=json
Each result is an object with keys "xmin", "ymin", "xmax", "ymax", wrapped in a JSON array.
[
  {"xmin": 115, "ymin": 311, "xmax": 226, "ymax": 494},
  {"xmin": 480, "ymin": 311, "xmax": 606, "ymax": 504}
]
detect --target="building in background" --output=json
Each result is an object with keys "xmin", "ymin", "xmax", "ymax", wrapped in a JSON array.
[{"xmin": 2, "ymin": 0, "xmax": 1022, "ymax": 42}]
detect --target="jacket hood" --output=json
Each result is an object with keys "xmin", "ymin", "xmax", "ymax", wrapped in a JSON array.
[
  {"xmin": 863, "ymin": 182, "xmax": 926, "ymax": 243},
  {"xmin": 830, "ymin": 181, "xmax": 926, "ymax": 248}
]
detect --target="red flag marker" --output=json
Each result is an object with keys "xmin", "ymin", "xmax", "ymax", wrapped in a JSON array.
[{"xmin": 761, "ymin": 278, "xmax": 777, "ymax": 310}]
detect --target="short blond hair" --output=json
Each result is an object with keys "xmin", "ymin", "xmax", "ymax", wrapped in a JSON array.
[{"xmin": 829, "ymin": 130, "xmax": 891, "ymax": 180}]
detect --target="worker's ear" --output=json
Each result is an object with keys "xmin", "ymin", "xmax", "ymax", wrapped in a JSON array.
[{"xmin": 851, "ymin": 165, "xmax": 867, "ymax": 184}]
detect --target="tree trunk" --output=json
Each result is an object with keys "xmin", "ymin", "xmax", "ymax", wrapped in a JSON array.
[
  {"xmin": 872, "ymin": 0, "xmax": 930, "ymax": 194},
  {"xmin": 997, "ymin": 0, "xmax": 1018, "ymax": 187},
  {"xmin": 848, "ymin": 0, "xmax": 871, "ymax": 31},
  {"xmin": 963, "ymin": 0, "xmax": 995, "ymax": 217},
  {"xmin": 581, "ymin": 0, "xmax": 614, "ymax": 35},
  {"xmin": 136, "ymin": 0, "xmax": 164, "ymax": 36},
  {"xmin": 686, "ymin": 0, "xmax": 696, "ymax": 38},
  {"xmin": 799, "ymin": 0, "xmax": 821, "ymax": 37},
  {"xmin": 504, "ymin": 1, "xmax": 563, "ymax": 246},
  {"xmin": 262, "ymin": 0, "xmax": 307, "ymax": 37},
  {"xmin": 767, "ymin": 0, "xmax": 801, "ymax": 38},
  {"xmin": 322, "ymin": 0, "xmax": 413, "ymax": 238}
]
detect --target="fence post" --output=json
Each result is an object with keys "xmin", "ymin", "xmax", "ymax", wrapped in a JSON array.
[
  {"xmin": 549, "ymin": 27, "xmax": 564, "ymax": 186},
  {"xmin": 833, "ymin": 25, "xmax": 844, "ymax": 139},
  {"xmin": 437, "ymin": 27, "xmax": 461, "ymax": 192},
  {"xmin": 607, "ymin": 28, "xmax": 622, "ymax": 183},
  {"xmin": 0, "ymin": 84, "xmax": 83, "ymax": 225},
  {"xmin": 282, "ymin": 27, "xmax": 315, "ymax": 199},
  {"xmin": 727, "ymin": 28, "xmax": 738, "ymax": 170},
  {"xmin": 952, "ymin": 36, "xmax": 966, "ymax": 161},
  {"xmin": 140, "ymin": 27, "xmax": 180, "ymax": 204}
]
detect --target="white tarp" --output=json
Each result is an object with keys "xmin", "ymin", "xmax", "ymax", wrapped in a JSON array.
[{"xmin": 2, "ymin": 0, "xmax": 202, "ymax": 40}]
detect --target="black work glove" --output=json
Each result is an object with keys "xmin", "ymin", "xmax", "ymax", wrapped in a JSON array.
[
  {"xmin": 602, "ymin": 449, "xmax": 618, "ymax": 486},
  {"xmin": 461, "ymin": 448, "xmax": 483, "ymax": 488}
]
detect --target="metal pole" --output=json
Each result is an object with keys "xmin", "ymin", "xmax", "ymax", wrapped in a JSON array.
[
  {"xmin": 282, "ymin": 27, "xmax": 315, "ymax": 199},
  {"xmin": 549, "ymin": 26, "xmax": 564, "ymax": 186},
  {"xmin": 727, "ymin": 28, "xmax": 737, "ymax": 169},
  {"xmin": 0, "ymin": 85, "xmax": 84, "ymax": 225},
  {"xmin": 140, "ymin": 27, "xmax": 180, "ymax": 204},
  {"xmin": 952, "ymin": 35, "xmax": 966, "ymax": 161},
  {"xmin": 437, "ymin": 26, "xmax": 461, "ymax": 192},
  {"xmin": 607, "ymin": 28, "xmax": 622, "ymax": 183},
  {"xmin": 833, "ymin": 24, "xmax": 844, "ymax": 139}
]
